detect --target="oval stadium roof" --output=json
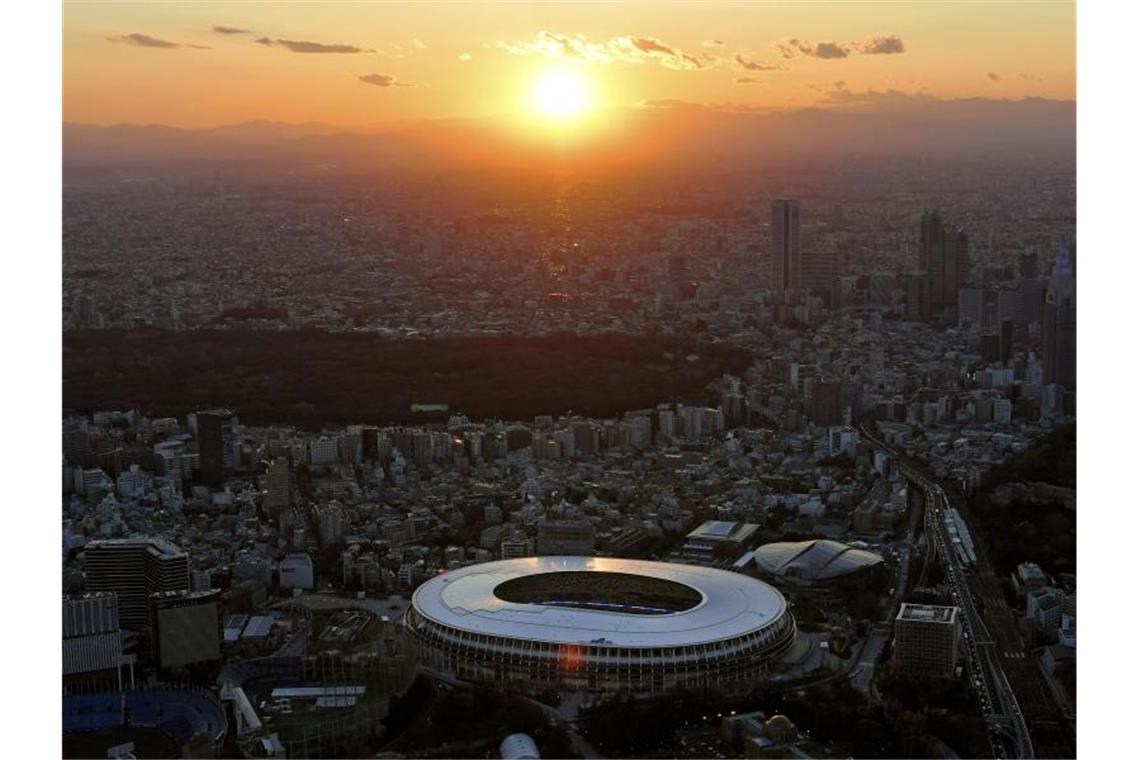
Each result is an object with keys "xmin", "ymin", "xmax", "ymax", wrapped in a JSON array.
[
  {"xmin": 411, "ymin": 556, "xmax": 788, "ymax": 648},
  {"xmin": 752, "ymin": 540, "xmax": 883, "ymax": 581}
]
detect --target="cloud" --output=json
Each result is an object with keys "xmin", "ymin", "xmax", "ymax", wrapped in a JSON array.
[
  {"xmin": 212, "ymin": 25, "xmax": 251, "ymax": 35},
  {"xmin": 619, "ymin": 35, "xmax": 706, "ymax": 69},
  {"xmin": 779, "ymin": 39, "xmax": 849, "ymax": 59},
  {"xmin": 856, "ymin": 35, "xmax": 905, "ymax": 55},
  {"xmin": 638, "ymin": 98, "xmax": 772, "ymax": 113},
  {"xmin": 1019, "ymin": 72, "xmax": 1042, "ymax": 82},
  {"xmin": 458, "ymin": 52, "xmax": 472, "ymax": 61},
  {"xmin": 256, "ymin": 37, "xmax": 375, "ymax": 53},
  {"xmin": 702, "ymin": 40, "xmax": 725, "ymax": 48},
  {"xmin": 735, "ymin": 77, "xmax": 767, "ymax": 85},
  {"xmin": 413, "ymin": 38, "xmax": 426, "ymax": 49},
  {"xmin": 988, "ymin": 72, "xmax": 1001, "ymax": 81},
  {"xmin": 735, "ymin": 54, "xmax": 783, "ymax": 72},
  {"xmin": 779, "ymin": 34, "xmax": 907, "ymax": 60},
  {"xmin": 498, "ymin": 31, "xmax": 707, "ymax": 70},
  {"xmin": 818, "ymin": 81, "xmax": 938, "ymax": 109},
  {"xmin": 639, "ymin": 98, "xmax": 706, "ymax": 110},
  {"xmin": 107, "ymin": 33, "xmax": 209, "ymax": 50},
  {"xmin": 358, "ymin": 73, "xmax": 416, "ymax": 88}
]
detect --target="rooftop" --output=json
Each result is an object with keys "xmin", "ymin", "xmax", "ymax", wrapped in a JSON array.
[
  {"xmin": 411, "ymin": 556, "xmax": 789, "ymax": 648},
  {"xmin": 686, "ymin": 520, "xmax": 760, "ymax": 544},
  {"xmin": 753, "ymin": 539, "xmax": 883, "ymax": 581},
  {"xmin": 897, "ymin": 603, "xmax": 959, "ymax": 623}
]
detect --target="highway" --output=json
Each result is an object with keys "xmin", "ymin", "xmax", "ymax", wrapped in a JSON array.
[{"xmin": 860, "ymin": 422, "xmax": 1035, "ymax": 759}]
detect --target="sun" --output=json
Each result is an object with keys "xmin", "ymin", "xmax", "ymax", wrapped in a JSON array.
[{"xmin": 532, "ymin": 68, "xmax": 593, "ymax": 121}]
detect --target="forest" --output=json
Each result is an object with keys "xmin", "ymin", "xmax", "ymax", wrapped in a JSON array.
[{"xmin": 63, "ymin": 328, "xmax": 752, "ymax": 429}]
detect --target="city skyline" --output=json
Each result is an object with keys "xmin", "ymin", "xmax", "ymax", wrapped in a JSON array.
[{"xmin": 54, "ymin": 2, "xmax": 1085, "ymax": 759}]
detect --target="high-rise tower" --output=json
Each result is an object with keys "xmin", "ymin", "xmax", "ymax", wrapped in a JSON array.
[
  {"xmin": 196, "ymin": 409, "xmax": 233, "ymax": 486},
  {"xmin": 771, "ymin": 200, "xmax": 801, "ymax": 292}
]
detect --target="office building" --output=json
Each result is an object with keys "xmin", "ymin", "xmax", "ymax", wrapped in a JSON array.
[
  {"xmin": 84, "ymin": 538, "xmax": 190, "ymax": 632},
  {"xmin": 1042, "ymin": 245, "xmax": 1076, "ymax": 389},
  {"xmin": 801, "ymin": 248, "xmax": 837, "ymax": 297},
  {"xmin": 919, "ymin": 210, "xmax": 970, "ymax": 312},
  {"xmin": 150, "ymin": 589, "xmax": 221, "ymax": 669},
  {"xmin": 279, "ymin": 553, "xmax": 314, "ymax": 590},
  {"xmin": 770, "ymin": 200, "xmax": 801, "ymax": 292},
  {"xmin": 809, "ymin": 378, "xmax": 843, "ymax": 427},
  {"xmin": 894, "ymin": 603, "xmax": 961, "ymax": 679},
  {"xmin": 1027, "ymin": 587, "xmax": 1063, "ymax": 637},
  {"xmin": 263, "ymin": 457, "xmax": 290, "ymax": 518},
  {"xmin": 196, "ymin": 409, "xmax": 233, "ymax": 486},
  {"xmin": 905, "ymin": 273, "xmax": 931, "ymax": 321}
]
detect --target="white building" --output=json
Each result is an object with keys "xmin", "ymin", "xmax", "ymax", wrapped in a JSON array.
[{"xmin": 279, "ymin": 553, "xmax": 314, "ymax": 590}]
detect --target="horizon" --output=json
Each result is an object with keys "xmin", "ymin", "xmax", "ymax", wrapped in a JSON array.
[
  {"xmin": 64, "ymin": 1, "xmax": 1075, "ymax": 130},
  {"xmin": 63, "ymin": 90, "xmax": 1079, "ymax": 133}
]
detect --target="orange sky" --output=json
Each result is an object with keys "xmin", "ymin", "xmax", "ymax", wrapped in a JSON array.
[{"xmin": 63, "ymin": 1, "xmax": 1075, "ymax": 129}]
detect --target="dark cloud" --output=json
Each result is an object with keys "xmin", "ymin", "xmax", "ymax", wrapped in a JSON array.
[
  {"xmin": 1019, "ymin": 72, "xmax": 1042, "ymax": 82},
  {"xmin": 735, "ymin": 54, "xmax": 783, "ymax": 72},
  {"xmin": 257, "ymin": 37, "xmax": 375, "ymax": 54},
  {"xmin": 358, "ymin": 73, "xmax": 416, "ymax": 88},
  {"xmin": 857, "ymin": 35, "xmax": 906, "ymax": 55},
  {"xmin": 107, "ymin": 33, "xmax": 209, "ymax": 50},
  {"xmin": 813, "ymin": 42, "xmax": 850, "ymax": 59},
  {"xmin": 779, "ymin": 39, "xmax": 850, "ymax": 59},
  {"xmin": 780, "ymin": 35, "xmax": 907, "ymax": 60},
  {"xmin": 212, "ymin": 25, "xmax": 251, "ymax": 35},
  {"xmin": 988, "ymin": 72, "xmax": 1001, "ymax": 81},
  {"xmin": 735, "ymin": 77, "xmax": 766, "ymax": 84}
]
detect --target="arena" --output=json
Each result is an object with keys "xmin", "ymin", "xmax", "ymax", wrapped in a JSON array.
[{"xmin": 406, "ymin": 557, "xmax": 797, "ymax": 694}]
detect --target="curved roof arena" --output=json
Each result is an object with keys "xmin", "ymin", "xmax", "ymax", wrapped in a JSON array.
[
  {"xmin": 752, "ymin": 539, "xmax": 883, "ymax": 581},
  {"xmin": 411, "ymin": 556, "xmax": 789, "ymax": 649}
]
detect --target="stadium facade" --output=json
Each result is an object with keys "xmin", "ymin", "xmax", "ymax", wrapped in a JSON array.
[{"xmin": 406, "ymin": 557, "xmax": 796, "ymax": 694}]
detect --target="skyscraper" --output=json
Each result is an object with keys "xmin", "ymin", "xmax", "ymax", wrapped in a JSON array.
[
  {"xmin": 771, "ymin": 200, "xmax": 801, "ymax": 292},
  {"xmin": 919, "ymin": 210, "xmax": 970, "ymax": 313},
  {"xmin": 83, "ymin": 538, "xmax": 190, "ymax": 632},
  {"xmin": 919, "ymin": 209, "xmax": 944, "ymax": 289},
  {"xmin": 1043, "ymin": 244, "xmax": 1076, "ymax": 389},
  {"xmin": 264, "ymin": 457, "xmax": 291, "ymax": 518},
  {"xmin": 196, "ymin": 409, "xmax": 233, "ymax": 486}
]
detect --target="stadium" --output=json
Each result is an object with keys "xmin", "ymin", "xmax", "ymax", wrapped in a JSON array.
[
  {"xmin": 749, "ymin": 539, "xmax": 884, "ymax": 585},
  {"xmin": 406, "ymin": 557, "xmax": 797, "ymax": 694},
  {"xmin": 63, "ymin": 689, "xmax": 227, "ymax": 758}
]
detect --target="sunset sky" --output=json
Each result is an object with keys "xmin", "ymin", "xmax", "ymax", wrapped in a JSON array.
[{"xmin": 63, "ymin": 1, "xmax": 1075, "ymax": 129}]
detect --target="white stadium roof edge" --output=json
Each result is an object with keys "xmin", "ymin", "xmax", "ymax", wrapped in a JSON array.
[{"xmin": 410, "ymin": 556, "xmax": 789, "ymax": 649}]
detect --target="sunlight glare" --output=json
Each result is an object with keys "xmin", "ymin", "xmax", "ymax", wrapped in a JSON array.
[{"xmin": 532, "ymin": 69, "xmax": 592, "ymax": 121}]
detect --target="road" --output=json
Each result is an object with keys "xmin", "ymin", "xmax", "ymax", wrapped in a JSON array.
[
  {"xmin": 850, "ymin": 625, "xmax": 890, "ymax": 694},
  {"xmin": 860, "ymin": 422, "xmax": 1035, "ymax": 759}
]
